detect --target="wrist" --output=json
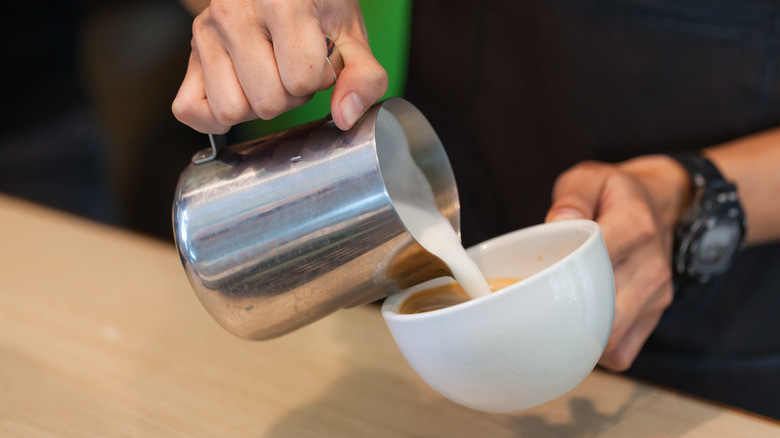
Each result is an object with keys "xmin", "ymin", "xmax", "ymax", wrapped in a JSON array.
[{"xmin": 663, "ymin": 152, "xmax": 748, "ymax": 284}]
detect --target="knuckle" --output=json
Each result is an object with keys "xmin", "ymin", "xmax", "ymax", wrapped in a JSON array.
[
  {"xmin": 341, "ymin": 54, "xmax": 388, "ymax": 96},
  {"xmin": 283, "ymin": 68, "xmax": 319, "ymax": 97},
  {"xmin": 212, "ymin": 109, "xmax": 240, "ymax": 127},
  {"xmin": 259, "ymin": 0, "xmax": 286, "ymax": 12},
  {"xmin": 171, "ymin": 97, "xmax": 190, "ymax": 122},
  {"xmin": 212, "ymin": 102, "xmax": 248, "ymax": 127},
  {"xmin": 257, "ymin": 0, "xmax": 288, "ymax": 21},
  {"xmin": 249, "ymin": 96, "xmax": 285, "ymax": 120},
  {"xmin": 190, "ymin": 16, "xmax": 209, "ymax": 45},
  {"xmin": 172, "ymin": 100, "xmax": 220, "ymax": 134},
  {"xmin": 208, "ymin": 0, "xmax": 231, "ymax": 23},
  {"xmin": 365, "ymin": 60, "xmax": 389, "ymax": 91},
  {"xmin": 607, "ymin": 354, "xmax": 634, "ymax": 372},
  {"xmin": 191, "ymin": 13, "xmax": 205, "ymax": 33},
  {"xmin": 600, "ymin": 344, "xmax": 636, "ymax": 372},
  {"xmin": 357, "ymin": 61, "xmax": 389, "ymax": 97}
]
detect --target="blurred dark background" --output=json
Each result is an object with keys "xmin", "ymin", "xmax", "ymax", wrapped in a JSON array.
[{"xmin": 1, "ymin": 0, "xmax": 204, "ymax": 241}]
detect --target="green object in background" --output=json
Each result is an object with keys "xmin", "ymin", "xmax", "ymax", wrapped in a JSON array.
[{"xmin": 236, "ymin": 0, "xmax": 411, "ymax": 140}]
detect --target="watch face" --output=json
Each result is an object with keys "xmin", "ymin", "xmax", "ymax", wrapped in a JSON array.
[{"xmin": 694, "ymin": 217, "xmax": 742, "ymax": 274}]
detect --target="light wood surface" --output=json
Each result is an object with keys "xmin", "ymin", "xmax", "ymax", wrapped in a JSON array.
[{"xmin": 1, "ymin": 193, "xmax": 778, "ymax": 437}]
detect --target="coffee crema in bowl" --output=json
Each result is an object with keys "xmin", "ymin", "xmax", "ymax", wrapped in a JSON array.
[{"xmin": 398, "ymin": 278, "xmax": 521, "ymax": 314}]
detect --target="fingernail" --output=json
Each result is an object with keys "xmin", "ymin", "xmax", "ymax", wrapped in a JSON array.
[
  {"xmin": 549, "ymin": 207, "xmax": 584, "ymax": 222},
  {"xmin": 340, "ymin": 92, "xmax": 364, "ymax": 128}
]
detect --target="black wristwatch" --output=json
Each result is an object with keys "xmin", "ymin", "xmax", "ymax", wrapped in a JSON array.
[{"xmin": 668, "ymin": 153, "xmax": 747, "ymax": 285}]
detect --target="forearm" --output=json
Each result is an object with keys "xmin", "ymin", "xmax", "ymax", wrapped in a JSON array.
[
  {"xmin": 619, "ymin": 128, "xmax": 780, "ymax": 247},
  {"xmin": 704, "ymin": 127, "xmax": 780, "ymax": 246}
]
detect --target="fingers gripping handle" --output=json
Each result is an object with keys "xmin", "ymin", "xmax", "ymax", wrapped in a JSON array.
[{"xmin": 191, "ymin": 37, "xmax": 343, "ymax": 165}]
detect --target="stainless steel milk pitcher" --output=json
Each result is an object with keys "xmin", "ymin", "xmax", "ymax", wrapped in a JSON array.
[{"xmin": 173, "ymin": 98, "xmax": 459, "ymax": 340}]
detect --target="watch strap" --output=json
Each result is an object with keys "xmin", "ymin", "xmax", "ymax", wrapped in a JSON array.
[{"xmin": 667, "ymin": 152, "xmax": 724, "ymax": 191}]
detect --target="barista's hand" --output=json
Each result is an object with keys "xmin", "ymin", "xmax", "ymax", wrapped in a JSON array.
[
  {"xmin": 545, "ymin": 156, "xmax": 691, "ymax": 371},
  {"xmin": 172, "ymin": 0, "xmax": 388, "ymax": 134}
]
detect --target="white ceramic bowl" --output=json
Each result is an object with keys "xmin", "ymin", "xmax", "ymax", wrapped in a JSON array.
[{"xmin": 381, "ymin": 219, "xmax": 615, "ymax": 413}]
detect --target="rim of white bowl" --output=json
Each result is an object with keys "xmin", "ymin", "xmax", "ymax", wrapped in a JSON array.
[{"xmin": 381, "ymin": 219, "xmax": 602, "ymax": 320}]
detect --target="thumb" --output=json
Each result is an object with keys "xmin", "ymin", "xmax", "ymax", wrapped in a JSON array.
[
  {"xmin": 329, "ymin": 36, "xmax": 388, "ymax": 130},
  {"xmin": 546, "ymin": 161, "xmax": 609, "ymax": 223}
]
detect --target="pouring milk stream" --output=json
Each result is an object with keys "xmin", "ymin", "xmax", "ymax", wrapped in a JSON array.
[{"xmin": 380, "ymin": 119, "xmax": 492, "ymax": 300}]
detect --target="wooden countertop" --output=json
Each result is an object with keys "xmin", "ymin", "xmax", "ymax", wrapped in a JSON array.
[{"xmin": 1, "ymin": 194, "xmax": 778, "ymax": 437}]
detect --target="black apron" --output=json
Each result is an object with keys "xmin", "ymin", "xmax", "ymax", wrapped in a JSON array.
[{"xmin": 405, "ymin": 0, "xmax": 780, "ymax": 419}]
